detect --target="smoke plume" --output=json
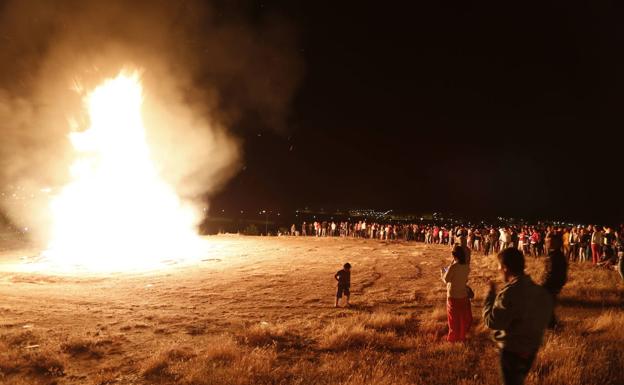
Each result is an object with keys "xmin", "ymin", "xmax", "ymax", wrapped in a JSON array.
[{"xmin": 0, "ymin": 0, "xmax": 302, "ymax": 242}]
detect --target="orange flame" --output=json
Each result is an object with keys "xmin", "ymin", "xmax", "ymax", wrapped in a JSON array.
[{"xmin": 44, "ymin": 71, "xmax": 205, "ymax": 271}]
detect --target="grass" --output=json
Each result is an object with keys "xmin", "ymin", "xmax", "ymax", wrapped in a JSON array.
[
  {"xmin": 0, "ymin": 339, "xmax": 65, "ymax": 380},
  {"xmin": 0, "ymin": 236, "xmax": 622, "ymax": 384},
  {"xmin": 139, "ymin": 337, "xmax": 278, "ymax": 385}
]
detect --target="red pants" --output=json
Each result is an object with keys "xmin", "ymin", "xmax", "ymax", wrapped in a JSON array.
[
  {"xmin": 447, "ymin": 297, "xmax": 472, "ymax": 342},
  {"xmin": 591, "ymin": 244, "xmax": 602, "ymax": 264}
]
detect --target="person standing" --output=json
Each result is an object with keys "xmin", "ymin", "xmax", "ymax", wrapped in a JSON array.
[
  {"xmin": 603, "ymin": 227, "xmax": 615, "ymax": 263},
  {"xmin": 543, "ymin": 226, "xmax": 554, "ymax": 254},
  {"xmin": 334, "ymin": 263, "xmax": 352, "ymax": 307},
  {"xmin": 474, "ymin": 229, "xmax": 482, "ymax": 252},
  {"xmin": 541, "ymin": 233, "xmax": 568, "ymax": 329},
  {"xmin": 484, "ymin": 230, "xmax": 492, "ymax": 256},
  {"xmin": 500, "ymin": 227, "xmax": 512, "ymax": 251},
  {"xmin": 511, "ymin": 228, "xmax": 519, "ymax": 250},
  {"xmin": 483, "ymin": 248, "xmax": 553, "ymax": 385},
  {"xmin": 568, "ymin": 227, "xmax": 579, "ymax": 261},
  {"xmin": 591, "ymin": 226, "xmax": 604, "ymax": 264},
  {"xmin": 562, "ymin": 228, "xmax": 570, "ymax": 257},
  {"xmin": 441, "ymin": 245, "xmax": 472, "ymax": 342},
  {"xmin": 491, "ymin": 227, "xmax": 499, "ymax": 253},
  {"xmin": 529, "ymin": 229, "xmax": 540, "ymax": 257},
  {"xmin": 580, "ymin": 227, "xmax": 591, "ymax": 262},
  {"xmin": 457, "ymin": 227, "xmax": 468, "ymax": 248}
]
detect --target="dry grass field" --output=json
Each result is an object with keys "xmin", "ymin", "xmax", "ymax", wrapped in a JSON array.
[{"xmin": 0, "ymin": 235, "xmax": 622, "ymax": 385}]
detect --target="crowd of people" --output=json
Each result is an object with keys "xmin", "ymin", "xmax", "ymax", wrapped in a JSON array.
[
  {"xmin": 334, "ymin": 230, "xmax": 573, "ymax": 385},
  {"xmin": 301, "ymin": 217, "xmax": 619, "ymax": 385},
  {"xmin": 293, "ymin": 221, "xmax": 624, "ymax": 275},
  {"xmin": 438, "ymin": 230, "xmax": 569, "ymax": 385},
  {"xmin": 334, "ymin": 238, "xmax": 569, "ymax": 385}
]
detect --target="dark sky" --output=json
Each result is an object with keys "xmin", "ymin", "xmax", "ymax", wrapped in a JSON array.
[{"xmin": 211, "ymin": 1, "xmax": 624, "ymax": 223}]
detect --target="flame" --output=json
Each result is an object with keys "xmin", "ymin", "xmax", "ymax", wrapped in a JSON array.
[{"xmin": 44, "ymin": 71, "xmax": 205, "ymax": 271}]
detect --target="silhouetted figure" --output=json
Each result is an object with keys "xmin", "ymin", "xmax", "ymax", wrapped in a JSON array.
[
  {"xmin": 541, "ymin": 233, "xmax": 568, "ymax": 329},
  {"xmin": 334, "ymin": 263, "xmax": 351, "ymax": 307},
  {"xmin": 483, "ymin": 248, "xmax": 553, "ymax": 385}
]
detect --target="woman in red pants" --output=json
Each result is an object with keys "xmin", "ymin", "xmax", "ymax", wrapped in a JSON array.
[{"xmin": 441, "ymin": 245, "xmax": 473, "ymax": 342}]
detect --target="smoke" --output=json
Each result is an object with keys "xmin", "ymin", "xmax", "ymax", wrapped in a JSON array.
[{"xmin": 0, "ymin": 0, "xmax": 302, "ymax": 242}]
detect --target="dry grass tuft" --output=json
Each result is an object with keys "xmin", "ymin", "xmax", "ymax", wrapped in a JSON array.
[
  {"xmin": 0, "ymin": 340, "xmax": 64, "ymax": 379},
  {"xmin": 1, "ymin": 330, "xmax": 39, "ymax": 348},
  {"xmin": 327, "ymin": 353, "xmax": 413, "ymax": 385},
  {"xmin": 585, "ymin": 310, "xmax": 624, "ymax": 335},
  {"xmin": 430, "ymin": 305, "xmax": 448, "ymax": 321},
  {"xmin": 60, "ymin": 335, "xmax": 125, "ymax": 360},
  {"xmin": 183, "ymin": 346, "xmax": 278, "ymax": 385},
  {"xmin": 418, "ymin": 306, "xmax": 448, "ymax": 340},
  {"xmin": 201, "ymin": 334, "xmax": 242, "ymax": 364},
  {"xmin": 0, "ymin": 340, "xmax": 21, "ymax": 376},
  {"xmin": 140, "ymin": 337, "xmax": 277, "ymax": 385},
  {"xmin": 535, "ymin": 330, "xmax": 624, "ymax": 385},
  {"xmin": 318, "ymin": 321, "xmax": 406, "ymax": 352},
  {"xmin": 90, "ymin": 368, "xmax": 119, "ymax": 385},
  {"xmin": 61, "ymin": 338, "xmax": 105, "ymax": 359},
  {"xmin": 25, "ymin": 350, "xmax": 65, "ymax": 377},
  {"xmin": 238, "ymin": 324, "xmax": 305, "ymax": 350},
  {"xmin": 141, "ymin": 345, "xmax": 196, "ymax": 381},
  {"xmin": 360, "ymin": 312, "xmax": 417, "ymax": 334},
  {"xmin": 238, "ymin": 323, "xmax": 288, "ymax": 347}
]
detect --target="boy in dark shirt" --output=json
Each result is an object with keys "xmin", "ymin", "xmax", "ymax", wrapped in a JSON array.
[{"xmin": 334, "ymin": 263, "xmax": 351, "ymax": 307}]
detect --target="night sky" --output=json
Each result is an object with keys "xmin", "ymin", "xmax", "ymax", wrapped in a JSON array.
[{"xmin": 212, "ymin": 1, "xmax": 623, "ymax": 223}]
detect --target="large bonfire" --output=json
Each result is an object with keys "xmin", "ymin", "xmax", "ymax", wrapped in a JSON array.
[{"xmin": 44, "ymin": 71, "xmax": 205, "ymax": 271}]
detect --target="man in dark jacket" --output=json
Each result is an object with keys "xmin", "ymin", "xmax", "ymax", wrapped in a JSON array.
[
  {"xmin": 542, "ymin": 233, "xmax": 568, "ymax": 329},
  {"xmin": 484, "ymin": 248, "xmax": 552, "ymax": 385}
]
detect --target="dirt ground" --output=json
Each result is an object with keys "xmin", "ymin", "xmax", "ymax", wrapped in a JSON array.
[{"xmin": 0, "ymin": 235, "xmax": 622, "ymax": 385}]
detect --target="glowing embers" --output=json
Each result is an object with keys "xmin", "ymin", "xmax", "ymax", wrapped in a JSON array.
[{"xmin": 45, "ymin": 71, "xmax": 205, "ymax": 271}]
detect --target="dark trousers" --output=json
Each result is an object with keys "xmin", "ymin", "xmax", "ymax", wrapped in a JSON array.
[
  {"xmin": 500, "ymin": 349, "xmax": 536, "ymax": 385},
  {"xmin": 567, "ymin": 244, "xmax": 578, "ymax": 261}
]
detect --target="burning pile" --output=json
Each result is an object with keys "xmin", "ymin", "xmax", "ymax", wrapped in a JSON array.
[{"xmin": 44, "ymin": 71, "xmax": 205, "ymax": 271}]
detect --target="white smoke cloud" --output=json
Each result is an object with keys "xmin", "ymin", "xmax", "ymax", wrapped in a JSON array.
[{"xmin": 0, "ymin": 0, "xmax": 302, "ymax": 243}]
